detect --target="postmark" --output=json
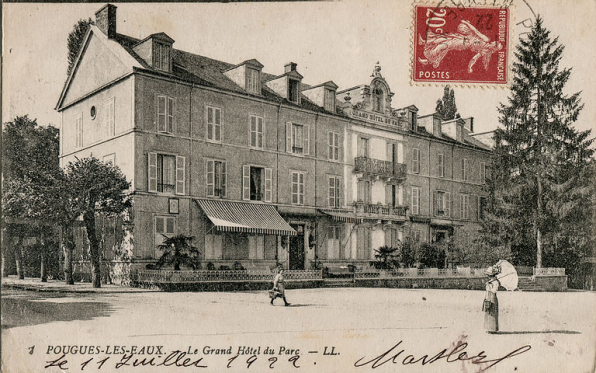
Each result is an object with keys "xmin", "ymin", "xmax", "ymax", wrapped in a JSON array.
[{"xmin": 412, "ymin": 1, "xmax": 513, "ymax": 86}]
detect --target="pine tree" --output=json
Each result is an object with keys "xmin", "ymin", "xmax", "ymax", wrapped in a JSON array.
[
  {"xmin": 486, "ymin": 16, "xmax": 594, "ymax": 269},
  {"xmin": 67, "ymin": 18, "xmax": 94, "ymax": 76},
  {"xmin": 435, "ymin": 85, "xmax": 459, "ymax": 120}
]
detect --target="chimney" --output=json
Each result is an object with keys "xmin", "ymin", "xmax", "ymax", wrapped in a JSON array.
[
  {"xmin": 95, "ymin": 4, "xmax": 117, "ymax": 39},
  {"xmin": 284, "ymin": 62, "xmax": 297, "ymax": 74}
]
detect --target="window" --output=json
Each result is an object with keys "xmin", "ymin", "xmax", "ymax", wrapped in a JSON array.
[
  {"xmin": 207, "ymin": 106, "xmax": 222, "ymax": 142},
  {"xmin": 412, "ymin": 148, "xmax": 420, "ymax": 174},
  {"xmin": 75, "ymin": 113, "xmax": 83, "ymax": 148},
  {"xmin": 357, "ymin": 179, "xmax": 371, "ymax": 202},
  {"xmin": 438, "ymin": 153, "xmax": 444, "ymax": 178},
  {"xmin": 243, "ymin": 165, "xmax": 272, "ymax": 202},
  {"xmin": 410, "ymin": 112, "xmax": 417, "ymax": 131},
  {"xmin": 248, "ymin": 235, "xmax": 265, "ymax": 259},
  {"xmin": 250, "ymin": 115, "xmax": 264, "ymax": 148},
  {"xmin": 434, "ymin": 191, "xmax": 450, "ymax": 217},
  {"xmin": 327, "ymin": 226, "xmax": 340, "ymax": 260},
  {"xmin": 157, "ymin": 95, "xmax": 174, "ymax": 133},
  {"xmin": 154, "ymin": 42, "xmax": 171, "ymax": 71},
  {"xmin": 373, "ymin": 87, "xmax": 384, "ymax": 112},
  {"xmin": 411, "ymin": 187, "xmax": 420, "ymax": 215},
  {"xmin": 104, "ymin": 98, "xmax": 115, "ymax": 137},
  {"xmin": 413, "ymin": 230, "xmax": 422, "ymax": 242},
  {"xmin": 291, "ymin": 171, "xmax": 305, "ymax": 205},
  {"xmin": 324, "ymin": 89, "xmax": 335, "ymax": 112},
  {"xmin": 387, "ymin": 184, "xmax": 398, "ymax": 208},
  {"xmin": 148, "ymin": 153, "xmax": 185, "ymax": 195},
  {"xmin": 328, "ymin": 132, "xmax": 340, "ymax": 161},
  {"xmin": 155, "ymin": 216, "xmax": 175, "ymax": 249},
  {"xmin": 480, "ymin": 162, "xmax": 486, "ymax": 184},
  {"xmin": 206, "ymin": 160, "xmax": 227, "ymax": 197},
  {"xmin": 328, "ymin": 176, "xmax": 341, "ymax": 208},
  {"xmin": 246, "ymin": 68, "xmax": 260, "ymax": 94},
  {"xmin": 460, "ymin": 194, "xmax": 470, "ymax": 219},
  {"xmin": 286, "ymin": 123, "xmax": 309, "ymax": 155},
  {"xmin": 358, "ymin": 137, "xmax": 369, "ymax": 158},
  {"xmin": 288, "ymin": 79, "xmax": 300, "ymax": 102},
  {"xmin": 461, "ymin": 158, "xmax": 468, "ymax": 181}
]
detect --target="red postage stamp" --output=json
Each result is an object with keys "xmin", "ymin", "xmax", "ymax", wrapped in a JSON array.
[{"xmin": 412, "ymin": 3, "xmax": 511, "ymax": 85}]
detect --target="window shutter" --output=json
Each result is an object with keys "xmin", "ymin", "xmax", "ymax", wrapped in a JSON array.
[
  {"xmin": 385, "ymin": 185, "xmax": 392, "ymax": 207},
  {"xmin": 286, "ymin": 122, "xmax": 292, "ymax": 153},
  {"xmin": 175, "ymin": 156, "xmax": 185, "ymax": 195},
  {"xmin": 148, "ymin": 153, "xmax": 158, "ymax": 192},
  {"xmin": 446, "ymin": 192, "xmax": 451, "ymax": 218},
  {"xmin": 221, "ymin": 162, "xmax": 227, "ymax": 197},
  {"xmin": 250, "ymin": 116, "xmax": 256, "ymax": 147},
  {"xmin": 265, "ymin": 168, "xmax": 272, "ymax": 202},
  {"xmin": 258, "ymin": 117, "xmax": 264, "ymax": 149},
  {"xmin": 304, "ymin": 124, "xmax": 310, "ymax": 155},
  {"xmin": 157, "ymin": 96, "xmax": 166, "ymax": 132},
  {"xmin": 167, "ymin": 97, "xmax": 174, "ymax": 133},
  {"xmin": 433, "ymin": 191, "xmax": 438, "ymax": 216},
  {"xmin": 242, "ymin": 165, "xmax": 250, "ymax": 200},
  {"xmin": 336, "ymin": 177, "xmax": 341, "ymax": 207},
  {"xmin": 385, "ymin": 228, "xmax": 392, "ymax": 248},
  {"xmin": 299, "ymin": 173, "xmax": 305, "ymax": 205},
  {"xmin": 206, "ymin": 160, "xmax": 214, "ymax": 196}
]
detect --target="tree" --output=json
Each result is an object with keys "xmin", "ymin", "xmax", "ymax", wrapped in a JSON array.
[
  {"xmin": 435, "ymin": 85, "xmax": 459, "ymax": 120},
  {"xmin": 2, "ymin": 116, "xmax": 62, "ymax": 281},
  {"xmin": 399, "ymin": 238, "xmax": 418, "ymax": 268},
  {"xmin": 371, "ymin": 245, "xmax": 400, "ymax": 270},
  {"xmin": 487, "ymin": 16, "xmax": 594, "ymax": 269},
  {"xmin": 67, "ymin": 18, "xmax": 94, "ymax": 76},
  {"xmin": 155, "ymin": 235, "xmax": 201, "ymax": 271},
  {"xmin": 65, "ymin": 157, "xmax": 130, "ymax": 287},
  {"xmin": 416, "ymin": 242, "xmax": 446, "ymax": 269}
]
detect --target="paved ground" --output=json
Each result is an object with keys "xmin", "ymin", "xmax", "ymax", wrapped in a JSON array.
[{"xmin": 2, "ymin": 287, "xmax": 595, "ymax": 373}]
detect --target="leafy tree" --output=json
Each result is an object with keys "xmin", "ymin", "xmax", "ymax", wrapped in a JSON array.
[
  {"xmin": 155, "ymin": 235, "xmax": 201, "ymax": 271},
  {"xmin": 399, "ymin": 238, "xmax": 417, "ymax": 268},
  {"xmin": 65, "ymin": 157, "xmax": 130, "ymax": 287},
  {"xmin": 1, "ymin": 116, "xmax": 61, "ymax": 281},
  {"xmin": 67, "ymin": 18, "xmax": 94, "ymax": 76},
  {"xmin": 416, "ymin": 242, "xmax": 446, "ymax": 269},
  {"xmin": 487, "ymin": 16, "xmax": 594, "ymax": 269},
  {"xmin": 435, "ymin": 85, "xmax": 459, "ymax": 120}
]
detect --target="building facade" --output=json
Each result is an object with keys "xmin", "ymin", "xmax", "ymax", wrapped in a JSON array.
[{"xmin": 56, "ymin": 5, "xmax": 492, "ymax": 272}]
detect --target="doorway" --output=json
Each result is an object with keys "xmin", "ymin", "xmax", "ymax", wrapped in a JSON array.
[{"xmin": 289, "ymin": 225, "xmax": 305, "ymax": 270}]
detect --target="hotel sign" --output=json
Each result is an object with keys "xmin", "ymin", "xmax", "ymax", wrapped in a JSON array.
[{"xmin": 350, "ymin": 109, "xmax": 404, "ymax": 129}]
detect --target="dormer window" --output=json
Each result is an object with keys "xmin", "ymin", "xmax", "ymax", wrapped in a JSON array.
[
  {"xmin": 246, "ymin": 68, "xmax": 260, "ymax": 95},
  {"xmin": 324, "ymin": 88, "xmax": 335, "ymax": 112},
  {"xmin": 288, "ymin": 79, "xmax": 300, "ymax": 103},
  {"xmin": 154, "ymin": 42, "xmax": 171, "ymax": 72},
  {"xmin": 373, "ymin": 87, "xmax": 384, "ymax": 112}
]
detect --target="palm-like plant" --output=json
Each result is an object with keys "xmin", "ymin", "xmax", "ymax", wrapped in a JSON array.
[
  {"xmin": 371, "ymin": 245, "xmax": 400, "ymax": 270},
  {"xmin": 155, "ymin": 234, "xmax": 201, "ymax": 270}
]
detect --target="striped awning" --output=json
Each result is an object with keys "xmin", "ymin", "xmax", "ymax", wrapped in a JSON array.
[
  {"xmin": 195, "ymin": 199, "xmax": 296, "ymax": 236},
  {"xmin": 319, "ymin": 209, "xmax": 363, "ymax": 224}
]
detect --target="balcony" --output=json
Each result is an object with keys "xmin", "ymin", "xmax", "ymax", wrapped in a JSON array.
[
  {"xmin": 354, "ymin": 157, "xmax": 407, "ymax": 182},
  {"xmin": 355, "ymin": 202, "xmax": 408, "ymax": 219}
]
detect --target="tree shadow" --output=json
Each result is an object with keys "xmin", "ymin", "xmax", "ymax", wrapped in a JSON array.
[
  {"xmin": 1, "ymin": 293, "xmax": 114, "ymax": 329},
  {"xmin": 489, "ymin": 330, "xmax": 581, "ymax": 335}
]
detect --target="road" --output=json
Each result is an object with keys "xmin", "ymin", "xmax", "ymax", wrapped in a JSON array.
[{"xmin": 2, "ymin": 288, "xmax": 595, "ymax": 373}]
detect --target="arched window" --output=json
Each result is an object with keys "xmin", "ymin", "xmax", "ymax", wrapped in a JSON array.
[{"xmin": 373, "ymin": 87, "xmax": 384, "ymax": 112}]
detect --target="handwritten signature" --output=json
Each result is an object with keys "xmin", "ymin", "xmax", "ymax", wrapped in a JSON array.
[{"xmin": 354, "ymin": 340, "xmax": 531, "ymax": 371}]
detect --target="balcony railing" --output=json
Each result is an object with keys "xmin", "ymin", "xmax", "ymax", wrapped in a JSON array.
[
  {"xmin": 354, "ymin": 157, "xmax": 407, "ymax": 180},
  {"xmin": 356, "ymin": 202, "xmax": 408, "ymax": 217}
]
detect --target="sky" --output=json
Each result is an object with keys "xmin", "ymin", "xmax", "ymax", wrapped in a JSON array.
[{"xmin": 2, "ymin": 0, "xmax": 595, "ymax": 136}]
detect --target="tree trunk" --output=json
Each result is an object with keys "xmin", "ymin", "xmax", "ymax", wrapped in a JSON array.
[
  {"xmin": 536, "ymin": 173, "xmax": 543, "ymax": 268},
  {"xmin": 63, "ymin": 224, "xmax": 75, "ymax": 285},
  {"xmin": 40, "ymin": 229, "xmax": 48, "ymax": 282},
  {"xmin": 15, "ymin": 236, "xmax": 24, "ymax": 280},
  {"xmin": 83, "ymin": 210, "xmax": 101, "ymax": 288}
]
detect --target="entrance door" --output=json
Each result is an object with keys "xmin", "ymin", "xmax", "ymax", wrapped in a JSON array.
[{"xmin": 289, "ymin": 225, "xmax": 305, "ymax": 270}]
